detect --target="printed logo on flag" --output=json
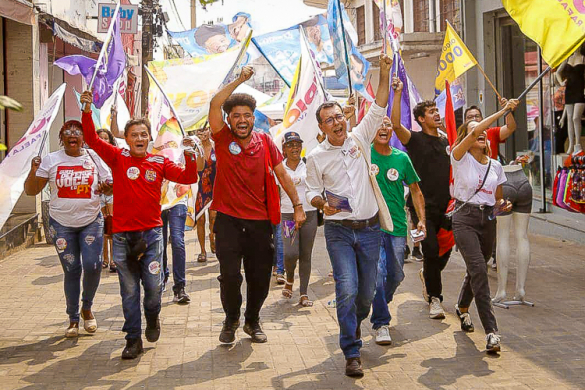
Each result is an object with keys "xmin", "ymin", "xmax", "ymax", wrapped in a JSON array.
[{"xmin": 56, "ymin": 166, "xmax": 94, "ymax": 199}]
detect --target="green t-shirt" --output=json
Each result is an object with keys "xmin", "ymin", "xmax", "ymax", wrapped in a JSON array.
[{"xmin": 371, "ymin": 146, "xmax": 420, "ymax": 237}]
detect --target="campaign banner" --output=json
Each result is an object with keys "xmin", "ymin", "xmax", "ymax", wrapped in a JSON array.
[
  {"xmin": 434, "ymin": 22, "xmax": 477, "ymax": 95},
  {"xmin": 435, "ymin": 77, "xmax": 466, "ymax": 118},
  {"xmin": 0, "ymin": 84, "xmax": 66, "ymax": 230}
]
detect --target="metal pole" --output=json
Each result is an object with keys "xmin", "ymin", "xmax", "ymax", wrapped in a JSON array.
[
  {"xmin": 537, "ymin": 47, "xmax": 547, "ymax": 213},
  {"xmin": 382, "ymin": 0, "xmax": 387, "ymax": 55},
  {"xmin": 141, "ymin": 0, "xmax": 153, "ymax": 116}
]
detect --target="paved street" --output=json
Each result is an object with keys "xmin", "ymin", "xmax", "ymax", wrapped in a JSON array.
[{"xmin": 0, "ymin": 229, "xmax": 584, "ymax": 390}]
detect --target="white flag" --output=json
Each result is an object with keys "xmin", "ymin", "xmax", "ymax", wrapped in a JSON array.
[{"xmin": 0, "ymin": 84, "xmax": 66, "ymax": 230}]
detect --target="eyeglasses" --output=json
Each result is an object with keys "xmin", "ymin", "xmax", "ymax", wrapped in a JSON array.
[
  {"xmin": 62, "ymin": 129, "xmax": 83, "ymax": 137},
  {"xmin": 323, "ymin": 114, "xmax": 345, "ymax": 126},
  {"xmin": 285, "ymin": 142, "xmax": 302, "ymax": 149}
]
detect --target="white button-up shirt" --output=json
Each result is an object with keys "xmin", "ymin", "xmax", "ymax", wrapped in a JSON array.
[
  {"xmin": 279, "ymin": 159, "xmax": 317, "ymax": 214},
  {"xmin": 305, "ymin": 102, "xmax": 386, "ymax": 221}
]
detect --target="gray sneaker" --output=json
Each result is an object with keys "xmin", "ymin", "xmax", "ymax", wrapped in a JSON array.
[
  {"xmin": 429, "ymin": 297, "xmax": 445, "ymax": 319},
  {"xmin": 375, "ymin": 325, "xmax": 392, "ymax": 345}
]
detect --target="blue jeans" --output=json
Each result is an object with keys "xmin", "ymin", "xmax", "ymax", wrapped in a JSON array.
[
  {"xmin": 324, "ymin": 221, "xmax": 381, "ymax": 359},
  {"xmin": 370, "ymin": 233, "xmax": 406, "ymax": 329},
  {"xmin": 49, "ymin": 214, "xmax": 104, "ymax": 322},
  {"xmin": 272, "ymin": 223, "xmax": 284, "ymax": 275},
  {"xmin": 161, "ymin": 204, "xmax": 187, "ymax": 292},
  {"xmin": 113, "ymin": 227, "xmax": 163, "ymax": 340}
]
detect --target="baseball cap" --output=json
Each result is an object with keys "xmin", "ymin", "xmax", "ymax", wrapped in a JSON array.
[{"xmin": 283, "ymin": 131, "xmax": 303, "ymax": 145}]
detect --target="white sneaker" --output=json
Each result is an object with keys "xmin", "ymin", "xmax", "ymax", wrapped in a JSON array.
[
  {"xmin": 375, "ymin": 325, "xmax": 392, "ymax": 345},
  {"xmin": 486, "ymin": 333, "xmax": 501, "ymax": 353},
  {"xmin": 419, "ymin": 268, "xmax": 429, "ymax": 302},
  {"xmin": 429, "ymin": 297, "xmax": 445, "ymax": 319}
]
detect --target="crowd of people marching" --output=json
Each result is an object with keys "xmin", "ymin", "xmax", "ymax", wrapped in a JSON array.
[{"xmin": 23, "ymin": 53, "xmax": 522, "ymax": 378}]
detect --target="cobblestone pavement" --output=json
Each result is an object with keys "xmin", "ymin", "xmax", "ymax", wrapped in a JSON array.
[{"xmin": 0, "ymin": 229, "xmax": 584, "ymax": 389}]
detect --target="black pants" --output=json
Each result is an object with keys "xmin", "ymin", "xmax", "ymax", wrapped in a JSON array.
[
  {"xmin": 453, "ymin": 204, "xmax": 498, "ymax": 334},
  {"xmin": 411, "ymin": 207, "xmax": 452, "ymax": 302},
  {"xmin": 214, "ymin": 212, "xmax": 274, "ymax": 324}
]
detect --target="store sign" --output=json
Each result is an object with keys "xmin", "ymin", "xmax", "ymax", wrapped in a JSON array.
[{"xmin": 98, "ymin": 4, "xmax": 138, "ymax": 34}]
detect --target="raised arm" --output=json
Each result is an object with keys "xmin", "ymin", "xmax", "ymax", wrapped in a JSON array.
[
  {"xmin": 163, "ymin": 152, "xmax": 199, "ymax": 185},
  {"xmin": 390, "ymin": 77, "xmax": 411, "ymax": 145},
  {"xmin": 452, "ymin": 101, "xmax": 516, "ymax": 161},
  {"xmin": 498, "ymin": 98, "xmax": 519, "ymax": 141},
  {"xmin": 110, "ymin": 105, "xmax": 123, "ymax": 138},
  {"xmin": 209, "ymin": 66, "xmax": 254, "ymax": 134},
  {"xmin": 80, "ymin": 91, "xmax": 119, "ymax": 165},
  {"xmin": 343, "ymin": 94, "xmax": 356, "ymax": 129},
  {"xmin": 24, "ymin": 157, "xmax": 48, "ymax": 196}
]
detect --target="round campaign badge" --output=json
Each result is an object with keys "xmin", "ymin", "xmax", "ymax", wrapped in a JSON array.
[
  {"xmin": 211, "ymin": 152, "xmax": 217, "ymax": 162},
  {"xmin": 369, "ymin": 164, "xmax": 380, "ymax": 176},
  {"xmin": 229, "ymin": 142, "xmax": 242, "ymax": 155},
  {"xmin": 387, "ymin": 168, "xmax": 399, "ymax": 181},
  {"xmin": 127, "ymin": 167, "xmax": 140, "ymax": 180},
  {"xmin": 148, "ymin": 261, "xmax": 161, "ymax": 275},
  {"xmin": 293, "ymin": 176, "xmax": 302, "ymax": 186},
  {"xmin": 446, "ymin": 145, "xmax": 451, "ymax": 156},
  {"xmin": 82, "ymin": 159, "xmax": 93, "ymax": 170},
  {"xmin": 145, "ymin": 170, "xmax": 157, "ymax": 183}
]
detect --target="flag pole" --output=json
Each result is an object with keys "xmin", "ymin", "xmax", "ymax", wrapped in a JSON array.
[
  {"xmin": 251, "ymin": 39, "xmax": 292, "ymax": 88},
  {"xmin": 336, "ymin": 0, "xmax": 353, "ymax": 97},
  {"xmin": 476, "ymin": 63, "xmax": 502, "ymax": 100},
  {"xmin": 300, "ymin": 26, "xmax": 328, "ymax": 98},
  {"xmin": 89, "ymin": 2, "xmax": 121, "ymax": 89},
  {"xmin": 143, "ymin": 65, "xmax": 186, "ymax": 137},
  {"xmin": 382, "ymin": 0, "xmax": 387, "ymax": 55}
]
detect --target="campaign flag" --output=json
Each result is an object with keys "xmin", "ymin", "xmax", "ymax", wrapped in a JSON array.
[
  {"xmin": 73, "ymin": 88, "xmax": 101, "ymax": 129},
  {"xmin": 435, "ymin": 77, "xmax": 466, "ymax": 117},
  {"xmin": 0, "ymin": 84, "xmax": 66, "ymax": 230},
  {"xmin": 444, "ymin": 81, "xmax": 458, "ymax": 147},
  {"xmin": 373, "ymin": 0, "xmax": 403, "ymax": 53},
  {"xmin": 434, "ymin": 22, "xmax": 477, "ymax": 96},
  {"xmin": 254, "ymin": 109, "xmax": 276, "ymax": 133},
  {"xmin": 271, "ymin": 28, "xmax": 327, "ymax": 156},
  {"xmin": 503, "ymin": 0, "xmax": 585, "ymax": 68},
  {"xmin": 358, "ymin": 80, "xmax": 375, "ymax": 122},
  {"xmin": 55, "ymin": 11, "xmax": 125, "ymax": 108},
  {"xmin": 147, "ymin": 36, "xmax": 251, "ymax": 129}
]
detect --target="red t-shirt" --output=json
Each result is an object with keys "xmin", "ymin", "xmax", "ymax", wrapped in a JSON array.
[
  {"xmin": 81, "ymin": 112, "xmax": 198, "ymax": 233},
  {"xmin": 486, "ymin": 127, "xmax": 501, "ymax": 159},
  {"xmin": 212, "ymin": 124, "xmax": 283, "ymax": 220}
]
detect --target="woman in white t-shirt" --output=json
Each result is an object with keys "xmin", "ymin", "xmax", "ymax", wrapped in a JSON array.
[
  {"xmin": 279, "ymin": 132, "xmax": 318, "ymax": 307},
  {"xmin": 450, "ymin": 101, "xmax": 515, "ymax": 354},
  {"xmin": 96, "ymin": 128, "xmax": 116, "ymax": 273},
  {"xmin": 25, "ymin": 120, "xmax": 112, "ymax": 338}
]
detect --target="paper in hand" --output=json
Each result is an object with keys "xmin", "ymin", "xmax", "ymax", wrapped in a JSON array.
[{"xmin": 325, "ymin": 190, "xmax": 353, "ymax": 213}]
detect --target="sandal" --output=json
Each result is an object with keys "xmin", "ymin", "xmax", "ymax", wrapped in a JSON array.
[
  {"xmin": 81, "ymin": 310, "xmax": 97, "ymax": 333},
  {"xmin": 299, "ymin": 295, "xmax": 313, "ymax": 307},
  {"xmin": 197, "ymin": 253, "xmax": 207, "ymax": 263},
  {"xmin": 282, "ymin": 282, "xmax": 293, "ymax": 299},
  {"xmin": 276, "ymin": 274, "xmax": 286, "ymax": 285},
  {"xmin": 65, "ymin": 322, "xmax": 79, "ymax": 338},
  {"xmin": 102, "ymin": 259, "xmax": 109, "ymax": 269},
  {"xmin": 109, "ymin": 264, "xmax": 117, "ymax": 273}
]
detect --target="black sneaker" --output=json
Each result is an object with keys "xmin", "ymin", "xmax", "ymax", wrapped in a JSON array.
[
  {"xmin": 403, "ymin": 245, "xmax": 411, "ymax": 262},
  {"xmin": 243, "ymin": 322, "xmax": 267, "ymax": 343},
  {"xmin": 455, "ymin": 305, "xmax": 474, "ymax": 332},
  {"xmin": 219, "ymin": 319, "xmax": 240, "ymax": 344},
  {"xmin": 121, "ymin": 338, "xmax": 143, "ymax": 359},
  {"xmin": 486, "ymin": 333, "xmax": 501, "ymax": 353},
  {"xmin": 173, "ymin": 288, "xmax": 191, "ymax": 305},
  {"xmin": 412, "ymin": 246, "xmax": 423, "ymax": 261},
  {"xmin": 145, "ymin": 317, "xmax": 161, "ymax": 342}
]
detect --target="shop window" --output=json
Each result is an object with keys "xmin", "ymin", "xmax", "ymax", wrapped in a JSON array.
[
  {"xmin": 439, "ymin": 0, "xmax": 459, "ymax": 32},
  {"xmin": 356, "ymin": 5, "xmax": 366, "ymax": 46},
  {"xmin": 413, "ymin": 0, "xmax": 430, "ymax": 32},
  {"xmin": 373, "ymin": 3, "xmax": 382, "ymax": 41}
]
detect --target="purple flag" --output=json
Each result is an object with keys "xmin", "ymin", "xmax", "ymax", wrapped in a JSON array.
[
  {"xmin": 55, "ymin": 14, "xmax": 125, "ymax": 108},
  {"xmin": 387, "ymin": 53, "xmax": 411, "ymax": 152}
]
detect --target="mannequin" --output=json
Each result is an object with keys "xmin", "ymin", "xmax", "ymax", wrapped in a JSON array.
[
  {"xmin": 556, "ymin": 44, "xmax": 585, "ymax": 155},
  {"xmin": 493, "ymin": 163, "xmax": 534, "ymax": 308}
]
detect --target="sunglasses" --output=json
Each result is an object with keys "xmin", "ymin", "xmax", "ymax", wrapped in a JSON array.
[{"xmin": 61, "ymin": 129, "xmax": 83, "ymax": 137}]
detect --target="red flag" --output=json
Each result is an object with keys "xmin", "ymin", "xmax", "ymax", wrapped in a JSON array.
[
  {"xmin": 357, "ymin": 80, "xmax": 375, "ymax": 122},
  {"xmin": 444, "ymin": 80, "xmax": 457, "ymax": 146}
]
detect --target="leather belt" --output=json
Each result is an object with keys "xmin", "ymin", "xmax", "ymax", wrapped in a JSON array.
[
  {"xmin": 455, "ymin": 201, "xmax": 492, "ymax": 211},
  {"xmin": 330, "ymin": 213, "xmax": 379, "ymax": 230}
]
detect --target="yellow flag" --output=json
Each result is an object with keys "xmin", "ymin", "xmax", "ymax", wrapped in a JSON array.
[
  {"xmin": 434, "ymin": 22, "xmax": 477, "ymax": 95},
  {"xmin": 503, "ymin": 0, "xmax": 585, "ymax": 68}
]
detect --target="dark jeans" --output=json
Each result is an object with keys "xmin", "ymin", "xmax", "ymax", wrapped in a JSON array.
[
  {"xmin": 282, "ymin": 210, "xmax": 318, "ymax": 295},
  {"xmin": 49, "ymin": 214, "xmax": 104, "ymax": 322},
  {"xmin": 324, "ymin": 220, "xmax": 381, "ymax": 359},
  {"xmin": 370, "ymin": 233, "xmax": 406, "ymax": 329},
  {"xmin": 161, "ymin": 204, "xmax": 187, "ymax": 292},
  {"xmin": 411, "ymin": 207, "xmax": 452, "ymax": 302},
  {"xmin": 453, "ymin": 204, "xmax": 498, "ymax": 334},
  {"xmin": 214, "ymin": 212, "xmax": 274, "ymax": 324},
  {"xmin": 113, "ymin": 227, "xmax": 164, "ymax": 340},
  {"xmin": 272, "ymin": 223, "xmax": 284, "ymax": 274}
]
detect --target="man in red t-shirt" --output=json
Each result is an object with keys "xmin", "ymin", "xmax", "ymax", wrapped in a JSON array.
[
  {"xmin": 464, "ymin": 98, "xmax": 518, "ymax": 160},
  {"xmin": 208, "ymin": 66, "xmax": 306, "ymax": 345},
  {"xmin": 80, "ymin": 91, "xmax": 199, "ymax": 359}
]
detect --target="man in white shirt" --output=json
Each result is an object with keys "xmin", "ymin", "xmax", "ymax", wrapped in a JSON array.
[{"xmin": 305, "ymin": 53, "xmax": 392, "ymax": 378}]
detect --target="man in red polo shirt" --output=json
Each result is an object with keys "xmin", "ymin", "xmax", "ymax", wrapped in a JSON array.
[
  {"xmin": 80, "ymin": 91, "xmax": 199, "ymax": 359},
  {"xmin": 208, "ymin": 66, "xmax": 306, "ymax": 344},
  {"xmin": 463, "ymin": 98, "xmax": 519, "ymax": 159}
]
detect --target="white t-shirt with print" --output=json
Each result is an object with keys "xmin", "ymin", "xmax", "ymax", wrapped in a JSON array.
[
  {"xmin": 36, "ymin": 149, "xmax": 112, "ymax": 227},
  {"xmin": 279, "ymin": 159, "xmax": 317, "ymax": 214},
  {"xmin": 450, "ymin": 152, "xmax": 506, "ymax": 206}
]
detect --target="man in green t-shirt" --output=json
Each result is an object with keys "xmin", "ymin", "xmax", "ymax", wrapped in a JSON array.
[{"xmin": 369, "ymin": 116, "xmax": 426, "ymax": 345}]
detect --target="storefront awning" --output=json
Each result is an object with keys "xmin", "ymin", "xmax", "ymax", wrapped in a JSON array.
[
  {"xmin": 38, "ymin": 14, "xmax": 103, "ymax": 54},
  {"xmin": 0, "ymin": 0, "xmax": 35, "ymax": 25}
]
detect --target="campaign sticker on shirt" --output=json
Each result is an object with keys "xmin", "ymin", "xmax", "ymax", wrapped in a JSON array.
[
  {"xmin": 56, "ymin": 238, "xmax": 67, "ymax": 252},
  {"xmin": 348, "ymin": 145, "xmax": 361, "ymax": 159},
  {"xmin": 211, "ymin": 152, "xmax": 217, "ymax": 161},
  {"xmin": 229, "ymin": 142, "xmax": 242, "ymax": 155},
  {"xmin": 387, "ymin": 168, "xmax": 399, "ymax": 181},
  {"xmin": 145, "ymin": 170, "xmax": 157, "ymax": 183},
  {"xmin": 370, "ymin": 164, "xmax": 380, "ymax": 176},
  {"xmin": 446, "ymin": 145, "xmax": 451, "ymax": 156},
  {"xmin": 82, "ymin": 159, "xmax": 93, "ymax": 170},
  {"xmin": 148, "ymin": 261, "xmax": 161, "ymax": 275},
  {"xmin": 127, "ymin": 167, "xmax": 140, "ymax": 180},
  {"xmin": 292, "ymin": 176, "xmax": 302, "ymax": 186}
]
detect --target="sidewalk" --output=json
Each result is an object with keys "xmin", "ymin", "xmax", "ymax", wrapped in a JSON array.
[{"xmin": 0, "ymin": 229, "xmax": 583, "ymax": 389}]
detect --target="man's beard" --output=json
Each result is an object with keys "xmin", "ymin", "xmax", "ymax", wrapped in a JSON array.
[{"xmin": 230, "ymin": 125, "xmax": 253, "ymax": 140}]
